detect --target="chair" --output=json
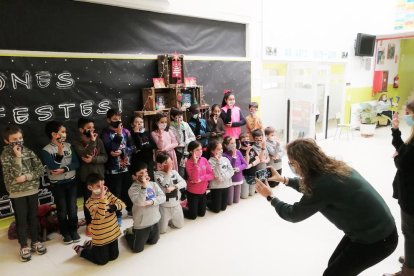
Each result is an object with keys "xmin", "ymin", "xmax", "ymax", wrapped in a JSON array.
[{"xmin": 335, "ymin": 112, "xmax": 353, "ymax": 139}]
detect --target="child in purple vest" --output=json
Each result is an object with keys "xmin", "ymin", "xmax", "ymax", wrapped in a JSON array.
[{"xmin": 222, "ymin": 136, "xmax": 247, "ymax": 205}]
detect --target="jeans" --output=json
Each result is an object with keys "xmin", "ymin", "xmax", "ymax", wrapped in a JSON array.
[
  {"xmin": 11, "ymin": 194, "xmax": 39, "ymax": 246},
  {"xmin": 51, "ymin": 180, "xmax": 78, "ymax": 236},
  {"xmin": 207, "ymin": 188, "xmax": 229, "ymax": 213},
  {"xmin": 183, "ymin": 192, "xmax": 206, "ymax": 220},
  {"xmin": 402, "ymin": 209, "xmax": 414, "ymax": 268},
  {"xmin": 124, "ymin": 223, "xmax": 160, "ymax": 253},
  {"xmin": 323, "ymin": 227, "xmax": 398, "ymax": 276},
  {"xmin": 105, "ymin": 171, "xmax": 132, "ymax": 215},
  {"xmin": 227, "ymin": 184, "xmax": 241, "ymax": 205},
  {"xmin": 81, "ymin": 239, "xmax": 119, "ymax": 265}
]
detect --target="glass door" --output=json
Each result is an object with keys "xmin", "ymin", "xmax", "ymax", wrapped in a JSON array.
[{"xmin": 286, "ymin": 63, "xmax": 318, "ymax": 142}]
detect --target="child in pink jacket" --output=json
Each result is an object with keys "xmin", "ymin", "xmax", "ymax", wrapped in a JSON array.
[
  {"xmin": 184, "ymin": 141, "xmax": 214, "ymax": 220},
  {"xmin": 151, "ymin": 112, "xmax": 179, "ymax": 170}
]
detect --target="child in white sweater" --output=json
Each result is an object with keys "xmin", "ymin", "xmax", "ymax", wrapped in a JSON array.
[
  {"xmin": 207, "ymin": 140, "xmax": 234, "ymax": 213},
  {"xmin": 154, "ymin": 151, "xmax": 187, "ymax": 234}
]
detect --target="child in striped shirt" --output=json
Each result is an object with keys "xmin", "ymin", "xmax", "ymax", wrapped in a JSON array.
[{"xmin": 73, "ymin": 173, "xmax": 125, "ymax": 265}]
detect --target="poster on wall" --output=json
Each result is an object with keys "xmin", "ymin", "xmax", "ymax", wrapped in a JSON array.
[
  {"xmin": 377, "ymin": 48, "xmax": 385, "ymax": 65},
  {"xmin": 387, "ymin": 43, "xmax": 396, "ymax": 59}
]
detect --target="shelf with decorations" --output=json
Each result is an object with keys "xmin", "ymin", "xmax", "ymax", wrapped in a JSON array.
[
  {"xmin": 135, "ymin": 53, "xmax": 209, "ymax": 130},
  {"xmin": 141, "ymin": 84, "xmax": 207, "ymax": 111}
]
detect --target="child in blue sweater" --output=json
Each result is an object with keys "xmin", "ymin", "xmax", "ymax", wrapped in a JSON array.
[{"xmin": 41, "ymin": 121, "xmax": 80, "ymax": 245}]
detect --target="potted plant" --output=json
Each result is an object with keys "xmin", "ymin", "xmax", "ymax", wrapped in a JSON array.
[{"xmin": 358, "ymin": 103, "xmax": 379, "ymax": 137}]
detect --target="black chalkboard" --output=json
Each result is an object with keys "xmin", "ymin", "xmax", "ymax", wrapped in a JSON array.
[
  {"xmin": 0, "ymin": 0, "xmax": 246, "ymax": 57},
  {"xmin": 0, "ymin": 0, "xmax": 250, "ymax": 217}
]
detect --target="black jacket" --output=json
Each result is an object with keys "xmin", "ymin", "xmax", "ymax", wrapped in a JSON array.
[{"xmin": 392, "ymin": 128, "xmax": 414, "ymax": 214}]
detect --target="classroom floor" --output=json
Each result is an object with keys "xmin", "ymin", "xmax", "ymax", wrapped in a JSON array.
[{"xmin": 0, "ymin": 124, "xmax": 408, "ymax": 276}]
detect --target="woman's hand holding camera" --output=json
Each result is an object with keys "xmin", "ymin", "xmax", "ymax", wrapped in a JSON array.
[
  {"xmin": 267, "ymin": 167, "xmax": 285, "ymax": 183},
  {"xmin": 255, "ymin": 178, "xmax": 273, "ymax": 198}
]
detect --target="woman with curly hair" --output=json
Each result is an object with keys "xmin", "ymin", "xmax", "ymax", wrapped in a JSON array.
[{"xmin": 255, "ymin": 138, "xmax": 397, "ymax": 276}]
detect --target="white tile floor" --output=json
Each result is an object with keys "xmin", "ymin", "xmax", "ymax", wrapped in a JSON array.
[{"xmin": 0, "ymin": 124, "xmax": 409, "ymax": 276}]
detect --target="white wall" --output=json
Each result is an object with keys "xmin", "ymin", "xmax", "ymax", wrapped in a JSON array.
[{"xmin": 262, "ymin": 0, "xmax": 401, "ymax": 87}]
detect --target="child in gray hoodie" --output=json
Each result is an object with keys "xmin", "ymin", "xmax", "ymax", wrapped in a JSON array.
[
  {"xmin": 264, "ymin": 127, "xmax": 284, "ymax": 187},
  {"xmin": 154, "ymin": 152, "xmax": 187, "ymax": 234},
  {"xmin": 124, "ymin": 162, "xmax": 166, "ymax": 253},
  {"xmin": 207, "ymin": 140, "xmax": 234, "ymax": 213}
]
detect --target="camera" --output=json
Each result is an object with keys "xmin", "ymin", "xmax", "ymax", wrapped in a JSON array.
[{"xmin": 255, "ymin": 168, "xmax": 272, "ymax": 180}]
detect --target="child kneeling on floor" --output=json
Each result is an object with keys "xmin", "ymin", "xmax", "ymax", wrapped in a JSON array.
[
  {"xmin": 207, "ymin": 139, "xmax": 234, "ymax": 213},
  {"xmin": 73, "ymin": 173, "xmax": 125, "ymax": 265},
  {"xmin": 124, "ymin": 162, "xmax": 166, "ymax": 253},
  {"xmin": 154, "ymin": 151, "xmax": 186, "ymax": 234}
]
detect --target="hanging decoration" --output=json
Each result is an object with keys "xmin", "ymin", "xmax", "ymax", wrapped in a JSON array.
[{"xmin": 171, "ymin": 52, "xmax": 182, "ymax": 83}]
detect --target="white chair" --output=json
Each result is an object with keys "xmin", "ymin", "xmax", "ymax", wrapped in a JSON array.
[{"xmin": 335, "ymin": 112, "xmax": 353, "ymax": 139}]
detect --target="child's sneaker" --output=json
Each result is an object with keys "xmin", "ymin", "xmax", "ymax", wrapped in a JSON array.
[
  {"xmin": 73, "ymin": 245, "xmax": 84, "ymax": 256},
  {"xmin": 85, "ymin": 224, "xmax": 92, "ymax": 237},
  {"xmin": 19, "ymin": 246, "xmax": 31, "ymax": 262},
  {"xmin": 63, "ymin": 234, "xmax": 73, "ymax": 245},
  {"xmin": 83, "ymin": 239, "xmax": 93, "ymax": 249},
  {"xmin": 31, "ymin": 241, "xmax": 47, "ymax": 255},
  {"xmin": 71, "ymin": 232, "xmax": 81, "ymax": 243}
]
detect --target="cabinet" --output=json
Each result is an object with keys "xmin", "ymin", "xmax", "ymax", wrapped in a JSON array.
[
  {"xmin": 142, "ymin": 85, "xmax": 207, "ymax": 112},
  {"xmin": 138, "ymin": 84, "xmax": 209, "ymax": 132},
  {"xmin": 373, "ymin": 70, "xmax": 388, "ymax": 93}
]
